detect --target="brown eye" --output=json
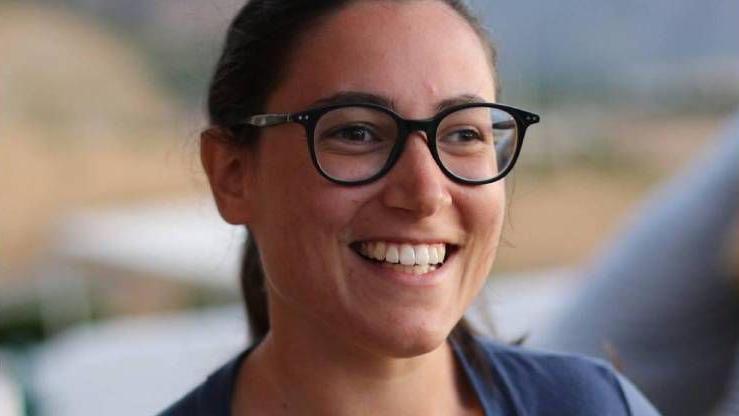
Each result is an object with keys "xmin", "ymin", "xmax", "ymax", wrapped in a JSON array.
[
  {"xmin": 332, "ymin": 125, "xmax": 377, "ymax": 143},
  {"xmin": 441, "ymin": 128, "xmax": 484, "ymax": 144}
]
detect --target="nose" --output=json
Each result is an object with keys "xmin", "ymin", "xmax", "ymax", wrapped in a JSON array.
[{"xmin": 380, "ymin": 132, "xmax": 452, "ymax": 218}]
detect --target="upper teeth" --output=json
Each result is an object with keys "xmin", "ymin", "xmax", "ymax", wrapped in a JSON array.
[{"xmin": 358, "ymin": 242, "xmax": 446, "ymax": 266}]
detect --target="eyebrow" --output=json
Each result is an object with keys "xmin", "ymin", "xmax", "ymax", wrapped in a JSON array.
[
  {"xmin": 308, "ymin": 91, "xmax": 489, "ymax": 114},
  {"xmin": 309, "ymin": 91, "xmax": 397, "ymax": 109},
  {"xmin": 435, "ymin": 94, "xmax": 487, "ymax": 112}
]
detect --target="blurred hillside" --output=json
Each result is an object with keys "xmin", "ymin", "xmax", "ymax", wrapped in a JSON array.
[
  {"xmin": 1, "ymin": 3, "xmax": 206, "ymax": 275},
  {"xmin": 37, "ymin": 0, "xmax": 245, "ymax": 104},
  {"xmin": 0, "ymin": 3, "xmax": 176, "ymax": 140}
]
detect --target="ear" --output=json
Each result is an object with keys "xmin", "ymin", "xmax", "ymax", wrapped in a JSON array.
[{"xmin": 200, "ymin": 127, "xmax": 254, "ymax": 225}]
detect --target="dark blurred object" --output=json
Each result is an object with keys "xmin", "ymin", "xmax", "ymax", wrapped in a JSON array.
[{"xmin": 535, "ymin": 112, "xmax": 739, "ymax": 416}]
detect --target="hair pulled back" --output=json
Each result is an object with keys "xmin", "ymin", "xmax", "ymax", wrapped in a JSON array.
[{"xmin": 206, "ymin": 0, "xmax": 498, "ymax": 347}]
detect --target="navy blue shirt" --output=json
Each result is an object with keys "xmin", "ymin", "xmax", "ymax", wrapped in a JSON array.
[{"xmin": 159, "ymin": 337, "xmax": 659, "ymax": 415}]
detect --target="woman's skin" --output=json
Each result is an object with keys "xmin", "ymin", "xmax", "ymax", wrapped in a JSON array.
[{"xmin": 202, "ymin": 1, "xmax": 503, "ymax": 414}]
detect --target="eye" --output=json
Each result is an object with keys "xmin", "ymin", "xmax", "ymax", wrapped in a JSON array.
[
  {"xmin": 325, "ymin": 124, "xmax": 379, "ymax": 143},
  {"xmin": 441, "ymin": 128, "xmax": 484, "ymax": 144}
]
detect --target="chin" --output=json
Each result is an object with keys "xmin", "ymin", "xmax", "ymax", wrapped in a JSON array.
[{"xmin": 355, "ymin": 315, "xmax": 456, "ymax": 358}]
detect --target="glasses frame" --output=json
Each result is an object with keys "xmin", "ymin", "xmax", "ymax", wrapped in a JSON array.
[{"xmin": 239, "ymin": 102, "xmax": 540, "ymax": 186}]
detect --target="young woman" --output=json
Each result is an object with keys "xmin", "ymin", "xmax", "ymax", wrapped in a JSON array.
[{"xmin": 161, "ymin": 0, "xmax": 660, "ymax": 414}]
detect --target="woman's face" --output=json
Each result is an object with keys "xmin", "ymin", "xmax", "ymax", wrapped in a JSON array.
[{"xmin": 246, "ymin": 0, "xmax": 504, "ymax": 356}]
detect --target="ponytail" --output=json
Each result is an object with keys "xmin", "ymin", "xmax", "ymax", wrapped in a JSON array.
[{"xmin": 240, "ymin": 232, "xmax": 269, "ymax": 342}]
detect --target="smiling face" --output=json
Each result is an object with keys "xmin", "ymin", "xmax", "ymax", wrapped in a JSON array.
[{"xmin": 244, "ymin": 0, "xmax": 504, "ymax": 357}]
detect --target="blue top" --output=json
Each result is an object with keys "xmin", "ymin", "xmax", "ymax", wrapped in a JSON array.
[{"xmin": 158, "ymin": 337, "xmax": 660, "ymax": 415}]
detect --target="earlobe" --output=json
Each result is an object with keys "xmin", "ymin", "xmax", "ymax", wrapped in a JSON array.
[{"xmin": 201, "ymin": 127, "xmax": 253, "ymax": 225}]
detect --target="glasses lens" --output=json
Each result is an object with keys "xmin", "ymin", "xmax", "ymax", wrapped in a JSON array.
[
  {"xmin": 436, "ymin": 106, "xmax": 519, "ymax": 181},
  {"xmin": 313, "ymin": 106, "xmax": 398, "ymax": 182}
]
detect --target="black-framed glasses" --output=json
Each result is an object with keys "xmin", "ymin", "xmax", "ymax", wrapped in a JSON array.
[{"xmin": 238, "ymin": 102, "xmax": 540, "ymax": 186}]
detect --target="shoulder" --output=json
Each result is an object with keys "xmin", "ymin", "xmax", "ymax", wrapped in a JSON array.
[
  {"xmin": 157, "ymin": 383, "xmax": 210, "ymax": 416},
  {"xmin": 480, "ymin": 338, "xmax": 619, "ymax": 390},
  {"xmin": 156, "ymin": 351, "xmax": 247, "ymax": 416},
  {"xmin": 473, "ymin": 338, "xmax": 660, "ymax": 415}
]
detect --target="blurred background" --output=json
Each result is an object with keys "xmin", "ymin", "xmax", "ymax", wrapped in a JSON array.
[{"xmin": 1, "ymin": 0, "xmax": 738, "ymax": 415}]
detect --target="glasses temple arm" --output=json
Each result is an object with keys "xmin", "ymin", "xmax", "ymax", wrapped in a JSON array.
[{"xmin": 244, "ymin": 113, "xmax": 292, "ymax": 127}]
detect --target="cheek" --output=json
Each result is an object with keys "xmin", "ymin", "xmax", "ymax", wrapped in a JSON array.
[
  {"xmin": 460, "ymin": 184, "xmax": 506, "ymax": 270},
  {"xmin": 247, "ymin": 139, "xmax": 368, "ymax": 298},
  {"xmin": 254, "ymin": 133, "xmax": 364, "ymax": 227},
  {"xmin": 461, "ymin": 182, "xmax": 505, "ymax": 230}
]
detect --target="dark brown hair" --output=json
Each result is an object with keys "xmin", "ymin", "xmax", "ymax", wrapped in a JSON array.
[{"xmin": 206, "ymin": 0, "xmax": 498, "ymax": 382}]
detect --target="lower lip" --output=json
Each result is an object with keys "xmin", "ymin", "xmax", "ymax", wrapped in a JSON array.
[{"xmin": 352, "ymin": 250, "xmax": 453, "ymax": 287}]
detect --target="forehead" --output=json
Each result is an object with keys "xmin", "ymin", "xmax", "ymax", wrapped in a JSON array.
[{"xmin": 267, "ymin": 0, "xmax": 496, "ymax": 115}]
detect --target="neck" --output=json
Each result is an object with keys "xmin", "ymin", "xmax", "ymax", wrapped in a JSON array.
[{"xmin": 233, "ymin": 312, "xmax": 481, "ymax": 415}]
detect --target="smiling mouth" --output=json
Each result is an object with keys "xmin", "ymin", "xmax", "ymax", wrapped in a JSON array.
[{"xmin": 350, "ymin": 241, "xmax": 456, "ymax": 275}]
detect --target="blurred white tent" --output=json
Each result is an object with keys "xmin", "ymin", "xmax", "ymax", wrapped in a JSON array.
[
  {"xmin": 50, "ymin": 198, "xmax": 245, "ymax": 289},
  {"xmin": 0, "ymin": 364, "xmax": 23, "ymax": 416},
  {"xmin": 31, "ymin": 305, "xmax": 246, "ymax": 416}
]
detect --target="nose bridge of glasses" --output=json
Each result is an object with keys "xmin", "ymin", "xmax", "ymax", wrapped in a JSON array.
[
  {"xmin": 388, "ymin": 117, "xmax": 445, "ymax": 176},
  {"xmin": 390, "ymin": 119, "xmax": 443, "ymax": 178},
  {"xmin": 400, "ymin": 118, "xmax": 436, "ymax": 144}
]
